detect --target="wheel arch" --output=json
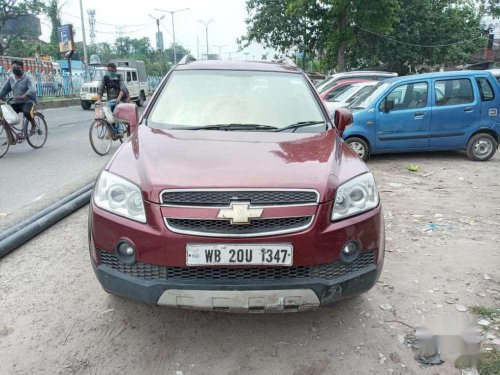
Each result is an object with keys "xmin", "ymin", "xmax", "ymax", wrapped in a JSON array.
[
  {"xmin": 468, "ymin": 128, "xmax": 499, "ymax": 144},
  {"xmin": 345, "ymin": 134, "xmax": 372, "ymax": 153}
]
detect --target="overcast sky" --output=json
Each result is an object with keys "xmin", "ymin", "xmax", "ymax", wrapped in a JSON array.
[{"xmin": 39, "ymin": 0, "xmax": 276, "ymax": 60}]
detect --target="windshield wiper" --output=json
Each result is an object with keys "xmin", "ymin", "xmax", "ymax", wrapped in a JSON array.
[
  {"xmin": 171, "ymin": 123, "xmax": 279, "ymax": 131},
  {"xmin": 275, "ymin": 121, "xmax": 326, "ymax": 132}
]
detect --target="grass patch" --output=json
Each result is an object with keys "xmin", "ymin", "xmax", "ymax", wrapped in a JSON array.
[
  {"xmin": 477, "ymin": 350, "xmax": 500, "ymax": 375},
  {"xmin": 469, "ymin": 306, "xmax": 500, "ymax": 319}
]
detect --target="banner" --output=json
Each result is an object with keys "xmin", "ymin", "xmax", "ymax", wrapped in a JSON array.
[{"xmin": 57, "ymin": 24, "xmax": 74, "ymax": 53}]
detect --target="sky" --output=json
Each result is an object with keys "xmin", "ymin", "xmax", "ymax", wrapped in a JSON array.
[{"xmin": 39, "ymin": 0, "xmax": 275, "ymax": 61}]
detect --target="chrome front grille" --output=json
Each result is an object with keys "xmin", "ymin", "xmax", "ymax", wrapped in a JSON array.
[
  {"xmin": 99, "ymin": 250, "xmax": 376, "ymax": 281},
  {"xmin": 161, "ymin": 189, "xmax": 319, "ymax": 207},
  {"xmin": 166, "ymin": 216, "xmax": 312, "ymax": 236},
  {"xmin": 162, "ymin": 189, "xmax": 319, "ymax": 237}
]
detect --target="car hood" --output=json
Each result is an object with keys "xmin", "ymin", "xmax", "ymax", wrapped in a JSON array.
[{"xmin": 106, "ymin": 125, "xmax": 368, "ymax": 203}]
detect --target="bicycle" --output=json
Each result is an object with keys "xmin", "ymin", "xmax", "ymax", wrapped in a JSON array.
[
  {"xmin": 0, "ymin": 99, "xmax": 48, "ymax": 158},
  {"xmin": 89, "ymin": 100, "xmax": 130, "ymax": 156}
]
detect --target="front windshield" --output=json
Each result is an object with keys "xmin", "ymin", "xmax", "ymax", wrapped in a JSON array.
[
  {"xmin": 347, "ymin": 82, "xmax": 390, "ymax": 109},
  {"xmin": 148, "ymin": 70, "xmax": 325, "ymax": 129}
]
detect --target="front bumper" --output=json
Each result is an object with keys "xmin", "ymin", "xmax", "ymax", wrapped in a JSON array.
[{"xmin": 93, "ymin": 259, "xmax": 382, "ymax": 312}]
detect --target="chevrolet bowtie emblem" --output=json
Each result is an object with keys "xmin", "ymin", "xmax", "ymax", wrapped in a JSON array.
[{"xmin": 217, "ymin": 202, "xmax": 263, "ymax": 225}]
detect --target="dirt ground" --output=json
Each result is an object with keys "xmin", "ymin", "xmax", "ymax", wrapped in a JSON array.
[{"xmin": 0, "ymin": 150, "xmax": 499, "ymax": 375}]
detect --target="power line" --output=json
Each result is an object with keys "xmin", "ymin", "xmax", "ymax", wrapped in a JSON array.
[
  {"xmin": 59, "ymin": 10, "xmax": 149, "ymax": 28},
  {"xmin": 355, "ymin": 24, "xmax": 487, "ymax": 48}
]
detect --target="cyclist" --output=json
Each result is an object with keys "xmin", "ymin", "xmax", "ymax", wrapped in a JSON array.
[
  {"xmin": 96, "ymin": 63, "xmax": 127, "ymax": 110},
  {"xmin": 0, "ymin": 59, "xmax": 37, "ymax": 144}
]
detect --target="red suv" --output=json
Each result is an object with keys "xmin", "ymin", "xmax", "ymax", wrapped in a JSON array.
[{"xmin": 89, "ymin": 58, "xmax": 384, "ymax": 312}]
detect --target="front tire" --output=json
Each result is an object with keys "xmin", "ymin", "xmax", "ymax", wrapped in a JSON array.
[
  {"xmin": 81, "ymin": 100, "xmax": 92, "ymax": 110},
  {"xmin": 0, "ymin": 123, "xmax": 10, "ymax": 158},
  {"xmin": 89, "ymin": 120, "xmax": 113, "ymax": 156},
  {"xmin": 346, "ymin": 137, "xmax": 370, "ymax": 161},
  {"xmin": 466, "ymin": 133, "xmax": 497, "ymax": 161},
  {"xmin": 27, "ymin": 113, "xmax": 48, "ymax": 149}
]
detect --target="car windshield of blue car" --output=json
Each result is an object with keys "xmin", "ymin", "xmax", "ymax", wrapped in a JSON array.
[{"xmin": 348, "ymin": 82, "xmax": 390, "ymax": 110}]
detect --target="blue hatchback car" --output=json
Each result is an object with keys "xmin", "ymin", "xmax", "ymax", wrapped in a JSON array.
[{"xmin": 343, "ymin": 71, "xmax": 500, "ymax": 161}]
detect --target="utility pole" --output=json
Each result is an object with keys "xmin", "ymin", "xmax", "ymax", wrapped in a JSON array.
[
  {"xmin": 155, "ymin": 8, "xmax": 189, "ymax": 64},
  {"xmin": 199, "ymin": 19, "xmax": 213, "ymax": 59},
  {"xmin": 79, "ymin": 0, "xmax": 88, "ymax": 65},
  {"xmin": 213, "ymin": 44, "xmax": 227, "ymax": 60},
  {"xmin": 149, "ymin": 14, "xmax": 165, "ymax": 75},
  {"xmin": 196, "ymin": 35, "xmax": 200, "ymax": 60},
  {"xmin": 244, "ymin": 52, "xmax": 249, "ymax": 60}
]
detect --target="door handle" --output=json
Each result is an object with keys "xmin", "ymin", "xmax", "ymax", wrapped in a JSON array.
[
  {"xmin": 414, "ymin": 112, "xmax": 425, "ymax": 117},
  {"xmin": 464, "ymin": 107, "xmax": 473, "ymax": 112}
]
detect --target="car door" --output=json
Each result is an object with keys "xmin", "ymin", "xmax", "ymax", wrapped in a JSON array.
[
  {"xmin": 429, "ymin": 77, "xmax": 480, "ymax": 149},
  {"xmin": 375, "ymin": 81, "xmax": 431, "ymax": 150}
]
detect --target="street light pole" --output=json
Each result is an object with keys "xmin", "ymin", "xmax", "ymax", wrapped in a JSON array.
[
  {"xmin": 79, "ymin": 0, "xmax": 88, "ymax": 65},
  {"xmin": 149, "ymin": 14, "xmax": 165, "ymax": 75},
  {"xmin": 155, "ymin": 8, "xmax": 189, "ymax": 64},
  {"xmin": 199, "ymin": 19, "xmax": 213, "ymax": 59}
]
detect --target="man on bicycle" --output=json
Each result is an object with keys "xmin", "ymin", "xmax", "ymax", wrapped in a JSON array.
[
  {"xmin": 96, "ymin": 63, "xmax": 127, "ymax": 110},
  {"xmin": 0, "ymin": 60, "xmax": 37, "ymax": 144}
]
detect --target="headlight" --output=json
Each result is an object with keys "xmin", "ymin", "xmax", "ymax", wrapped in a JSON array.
[
  {"xmin": 332, "ymin": 172, "xmax": 379, "ymax": 221},
  {"xmin": 93, "ymin": 171, "xmax": 146, "ymax": 223}
]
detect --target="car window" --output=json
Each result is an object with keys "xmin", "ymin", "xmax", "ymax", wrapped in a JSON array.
[
  {"xmin": 382, "ymin": 82, "xmax": 428, "ymax": 111},
  {"xmin": 348, "ymin": 82, "xmax": 389, "ymax": 110},
  {"xmin": 435, "ymin": 78, "xmax": 474, "ymax": 106},
  {"xmin": 476, "ymin": 77, "xmax": 495, "ymax": 101},
  {"xmin": 132, "ymin": 71, "xmax": 138, "ymax": 81},
  {"xmin": 126, "ymin": 71, "xmax": 132, "ymax": 82},
  {"xmin": 326, "ymin": 84, "xmax": 353, "ymax": 101},
  {"xmin": 149, "ymin": 70, "xmax": 325, "ymax": 129}
]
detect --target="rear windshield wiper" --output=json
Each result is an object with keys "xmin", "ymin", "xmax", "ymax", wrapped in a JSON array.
[
  {"xmin": 275, "ymin": 121, "xmax": 326, "ymax": 132},
  {"xmin": 171, "ymin": 123, "xmax": 279, "ymax": 131}
]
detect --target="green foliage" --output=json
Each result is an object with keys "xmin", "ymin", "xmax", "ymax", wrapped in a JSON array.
[
  {"xmin": 46, "ymin": 0, "xmax": 61, "ymax": 45},
  {"xmin": 349, "ymin": 0, "xmax": 487, "ymax": 74},
  {"xmin": 0, "ymin": 0, "xmax": 46, "ymax": 54},
  {"xmin": 242, "ymin": 0, "xmax": 488, "ymax": 74},
  {"xmin": 241, "ymin": 0, "xmax": 399, "ymax": 71},
  {"xmin": 469, "ymin": 305, "xmax": 500, "ymax": 319},
  {"xmin": 88, "ymin": 40, "xmax": 189, "ymax": 76}
]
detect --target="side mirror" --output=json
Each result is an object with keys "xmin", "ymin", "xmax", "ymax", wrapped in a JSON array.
[
  {"xmin": 384, "ymin": 99, "xmax": 395, "ymax": 113},
  {"xmin": 334, "ymin": 108, "xmax": 353, "ymax": 137},
  {"xmin": 113, "ymin": 103, "xmax": 139, "ymax": 134}
]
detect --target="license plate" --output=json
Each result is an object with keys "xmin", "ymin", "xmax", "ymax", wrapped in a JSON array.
[{"xmin": 186, "ymin": 244, "xmax": 293, "ymax": 266}]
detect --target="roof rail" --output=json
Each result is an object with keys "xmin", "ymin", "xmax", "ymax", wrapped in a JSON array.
[{"xmin": 178, "ymin": 55, "xmax": 197, "ymax": 65}]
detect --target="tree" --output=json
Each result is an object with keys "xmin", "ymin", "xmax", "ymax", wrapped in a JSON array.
[
  {"xmin": 46, "ymin": 0, "xmax": 61, "ymax": 46},
  {"xmin": 241, "ymin": 0, "xmax": 399, "ymax": 72},
  {"xmin": 0, "ymin": 0, "xmax": 45, "ymax": 55},
  {"xmin": 350, "ymin": 0, "xmax": 486, "ymax": 74},
  {"xmin": 164, "ymin": 43, "xmax": 190, "ymax": 65},
  {"xmin": 114, "ymin": 37, "xmax": 133, "ymax": 57}
]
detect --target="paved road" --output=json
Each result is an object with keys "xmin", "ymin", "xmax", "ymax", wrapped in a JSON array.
[{"xmin": 0, "ymin": 105, "xmax": 144, "ymax": 216}]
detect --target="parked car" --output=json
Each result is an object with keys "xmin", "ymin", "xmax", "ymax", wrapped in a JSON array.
[
  {"xmin": 316, "ymin": 71, "xmax": 398, "ymax": 94},
  {"xmin": 319, "ymin": 78, "xmax": 373, "ymax": 101},
  {"xmin": 342, "ymin": 71, "xmax": 500, "ymax": 161},
  {"xmin": 88, "ymin": 57, "xmax": 385, "ymax": 312},
  {"xmin": 324, "ymin": 81, "xmax": 378, "ymax": 115}
]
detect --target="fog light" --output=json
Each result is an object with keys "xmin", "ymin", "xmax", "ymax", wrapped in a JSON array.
[
  {"xmin": 341, "ymin": 241, "xmax": 361, "ymax": 263},
  {"xmin": 116, "ymin": 241, "xmax": 136, "ymax": 265}
]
